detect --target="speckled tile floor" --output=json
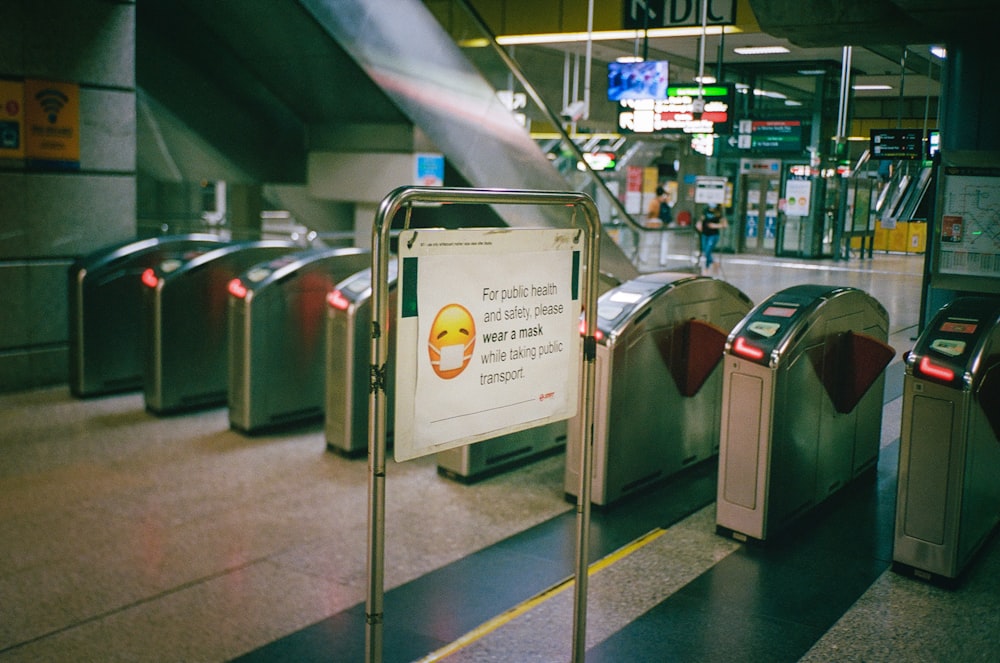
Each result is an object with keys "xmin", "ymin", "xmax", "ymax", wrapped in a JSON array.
[{"xmin": 3, "ymin": 251, "xmax": 998, "ymax": 662}]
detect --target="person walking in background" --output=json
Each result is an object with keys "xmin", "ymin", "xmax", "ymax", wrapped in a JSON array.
[
  {"xmin": 697, "ymin": 204, "xmax": 728, "ymax": 275},
  {"xmin": 646, "ymin": 186, "xmax": 672, "ymax": 227}
]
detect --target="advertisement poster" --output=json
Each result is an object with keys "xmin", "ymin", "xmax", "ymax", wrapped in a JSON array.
[
  {"xmin": 394, "ymin": 228, "xmax": 581, "ymax": 461},
  {"xmin": 784, "ymin": 178, "xmax": 812, "ymax": 216}
]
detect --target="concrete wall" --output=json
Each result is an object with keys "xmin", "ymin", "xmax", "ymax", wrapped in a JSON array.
[{"xmin": 0, "ymin": 0, "xmax": 136, "ymax": 392}]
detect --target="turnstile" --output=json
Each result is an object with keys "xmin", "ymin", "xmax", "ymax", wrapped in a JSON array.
[
  {"xmin": 563, "ymin": 272, "xmax": 753, "ymax": 505},
  {"xmin": 227, "ymin": 247, "xmax": 371, "ymax": 433},
  {"xmin": 437, "ymin": 422, "xmax": 567, "ymax": 483},
  {"xmin": 716, "ymin": 285, "xmax": 895, "ymax": 542},
  {"xmin": 68, "ymin": 234, "xmax": 227, "ymax": 397},
  {"xmin": 142, "ymin": 240, "xmax": 300, "ymax": 414},
  {"xmin": 325, "ymin": 260, "xmax": 398, "ymax": 455},
  {"xmin": 893, "ymin": 296, "xmax": 1000, "ymax": 584}
]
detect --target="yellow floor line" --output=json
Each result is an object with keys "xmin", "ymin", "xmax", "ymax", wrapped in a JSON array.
[{"xmin": 414, "ymin": 527, "xmax": 667, "ymax": 662}]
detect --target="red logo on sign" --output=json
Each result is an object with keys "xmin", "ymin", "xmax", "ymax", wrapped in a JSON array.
[{"xmin": 5, "ymin": 100, "xmax": 19, "ymax": 116}]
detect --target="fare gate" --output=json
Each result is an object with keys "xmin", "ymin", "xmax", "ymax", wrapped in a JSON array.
[
  {"xmin": 563, "ymin": 272, "xmax": 753, "ymax": 505},
  {"xmin": 227, "ymin": 247, "xmax": 370, "ymax": 433},
  {"xmin": 68, "ymin": 234, "xmax": 227, "ymax": 397},
  {"xmin": 716, "ymin": 285, "xmax": 895, "ymax": 542},
  {"xmin": 893, "ymin": 296, "xmax": 1000, "ymax": 584}
]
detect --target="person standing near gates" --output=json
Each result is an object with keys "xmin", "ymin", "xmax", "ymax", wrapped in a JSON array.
[
  {"xmin": 697, "ymin": 204, "xmax": 728, "ymax": 275},
  {"xmin": 646, "ymin": 186, "xmax": 672, "ymax": 227}
]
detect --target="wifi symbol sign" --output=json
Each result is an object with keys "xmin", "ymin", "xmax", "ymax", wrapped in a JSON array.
[{"xmin": 35, "ymin": 88, "xmax": 68, "ymax": 124}]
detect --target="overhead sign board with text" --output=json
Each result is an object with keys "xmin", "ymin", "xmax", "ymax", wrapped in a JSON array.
[
  {"xmin": 618, "ymin": 84, "xmax": 734, "ymax": 136},
  {"xmin": 870, "ymin": 128, "xmax": 924, "ymax": 160},
  {"xmin": 394, "ymin": 228, "xmax": 582, "ymax": 461},
  {"xmin": 623, "ymin": 0, "xmax": 736, "ymax": 29}
]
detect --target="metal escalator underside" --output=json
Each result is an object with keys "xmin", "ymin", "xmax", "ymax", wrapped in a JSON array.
[{"xmin": 137, "ymin": 0, "xmax": 638, "ymax": 280}]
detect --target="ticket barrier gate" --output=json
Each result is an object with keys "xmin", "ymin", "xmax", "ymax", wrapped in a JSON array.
[
  {"xmin": 142, "ymin": 240, "xmax": 300, "ymax": 414},
  {"xmin": 437, "ymin": 423, "xmax": 567, "ymax": 483},
  {"xmin": 325, "ymin": 260, "xmax": 398, "ymax": 455},
  {"xmin": 68, "ymin": 234, "xmax": 227, "ymax": 397},
  {"xmin": 716, "ymin": 285, "xmax": 895, "ymax": 542},
  {"xmin": 227, "ymin": 247, "xmax": 370, "ymax": 433},
  {"xmin": 892, "ymin": 296, "xmax": 1000, "ymax": 584},
  {"xmin": 563, "ymin": 272, "xmax": 753, "ymax": 506}
]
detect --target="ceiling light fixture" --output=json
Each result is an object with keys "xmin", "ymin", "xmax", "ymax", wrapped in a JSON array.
[
  {"xmin": 852, "ymin": 84, "xmax": 892, "ymax": 91},
  {"xmin": 733, "ymin": 45, "xmax": 790, "ymax": 55},
  {"xmin": 483, "ymin": 25, "xmax": 739, "ymax": 47},
  {"xmin": 930, "ymin": 46, "xmax": 947, "ymax": 59}
]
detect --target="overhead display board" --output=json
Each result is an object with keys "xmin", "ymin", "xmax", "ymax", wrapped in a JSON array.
[
  {"xmin": 394, "ymin": 227, "xmax": 582, "ymax": 461},
  {"xmin": 607, "ymin": 60, "xmax": 669, "ymax": 101},
  {"xmin": 870, "ymin": 128, "xmax": 924, "ymax": 160},
  {"xmin": 751, "ymin": 120, "xmax": 803, "ymax": 152},
  {"xmin": 623, "ymin": 0, "xmax": 736, "ymax": 29},
  {"xmin": 618, "ymin": 83, "xmax": 734, "ymax": 136}
]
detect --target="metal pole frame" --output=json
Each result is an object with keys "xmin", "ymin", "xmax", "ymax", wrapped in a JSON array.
[{"xmin": 366, "ymin": 186, "xmax": 602, "ymax": 663}]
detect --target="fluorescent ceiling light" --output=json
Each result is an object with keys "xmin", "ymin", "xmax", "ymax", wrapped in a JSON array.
[
  {"xmin": 797, "ymin": 69, "xmax": 826, "ymax": 75},
  {"xmin": 853, "ymin": 84, "xmax": 892, "ymax": 90},
  {"xmin": 754, "ymin": 89, "xmax": 787, "ymax": 99},
  {"xmin": 930, "ymin": 46, "xmax": 947, "ymax": 59},
  {"xmin": 488, "ymin": 25, "xmax": 739, "ymax": 46},
  {"xmin": 733, "ymin": 45, "xmax": 790, "ymax": 55},
  {"xmin": 695, "ymin": 75, "xmax": 717, "ymax": 84},
  {"xmin": 616, "ymin": 56, "xmax": 644, "ymax": 63}
]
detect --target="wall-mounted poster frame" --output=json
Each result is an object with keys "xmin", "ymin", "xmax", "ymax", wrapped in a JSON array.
[{"xmin": 922, "ymin": 151, "xmax": 1000, "ymax": 329}]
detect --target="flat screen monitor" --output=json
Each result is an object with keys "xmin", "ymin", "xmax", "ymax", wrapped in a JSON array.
[
  {"xmin": 927, "ymin": 129, "xmax": 940, "ymax": 158},
  {"xmin": 607, "ymin": 60, "xmax": 669, "ymax": 101},
  {"xmin": 870, "ymin": 128, "xmax": 924, "ymax": 160}
]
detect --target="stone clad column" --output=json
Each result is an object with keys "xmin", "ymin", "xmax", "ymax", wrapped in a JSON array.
[{"xmin": 0, "ymin": 0, "xmax": 136, "ymax": 392}]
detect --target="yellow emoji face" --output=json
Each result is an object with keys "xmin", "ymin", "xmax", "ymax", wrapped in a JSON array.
[{"xmin": 428, "ymin": 303, "xmax": 475, "ymax": 379}]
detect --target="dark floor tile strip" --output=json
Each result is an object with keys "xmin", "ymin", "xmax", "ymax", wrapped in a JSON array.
[
  {"xmin": 586, "ymin": 441, "xmax": 900, "ymax": 663},
  {"xmin": 231, "ymin": 460, "xmax": 718, "ymax": 662}
]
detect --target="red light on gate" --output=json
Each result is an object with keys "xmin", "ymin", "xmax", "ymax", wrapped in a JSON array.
[
  {"xmin": 327, "ymin": 289, "xmax": 350, "ymax": 311},
  {"xmin": 733, "ymin": 336, "xmax": 765, "ymax": 361},
  {"xmin": 227, "ymin": 278, "xmax": 248, "ymax": 299},
  {"xmin": 578, "ymin": 319, "xmax": 604, "ymax": 341},
  {"xmin": 918, "ymin": 356, "xmax": 955, "ymax": 383},
  {"xmin": 141, "ymin": 268, "xmax": 159, "ymax": 289}
]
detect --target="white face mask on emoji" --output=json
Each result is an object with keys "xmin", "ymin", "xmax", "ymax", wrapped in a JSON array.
[{"xmin": 434, "ymin": 339, "xmax": 471, "ymax": 372}]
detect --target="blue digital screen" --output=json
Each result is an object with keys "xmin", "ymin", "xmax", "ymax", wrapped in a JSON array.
[{"xmin": 608, "ymin": 60, "xmax": 669, "ymax": 101}]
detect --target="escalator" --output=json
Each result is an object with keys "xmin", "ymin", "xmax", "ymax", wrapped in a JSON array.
[{"xmin": 137, "ymin": 0, "xmax": 660, "ymax": 280}]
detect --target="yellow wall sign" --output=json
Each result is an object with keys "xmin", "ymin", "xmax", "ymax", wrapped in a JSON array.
[
  {"xmin": 0, "ymin": 80, "xmax": 25, "ymax": 159},
  {"xmin": 24, "ymin": 79, "xmax": 80, "ymax": 166}
]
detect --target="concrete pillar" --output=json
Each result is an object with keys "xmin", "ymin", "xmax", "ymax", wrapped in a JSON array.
[
  {"xmin": 0, "ymin": 0, "xmax": 136, "ymax": 392},
  {"xmin": 940, "ymin": 40, "xmax": 1000, "ymax": 153}
]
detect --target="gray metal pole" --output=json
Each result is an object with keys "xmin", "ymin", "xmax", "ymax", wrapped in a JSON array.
[{"xmin": 366, "ymin": 186, "xmax": 601, "ymax": 663}]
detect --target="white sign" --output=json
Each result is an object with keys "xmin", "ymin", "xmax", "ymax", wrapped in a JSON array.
[
  {"xmin": 695, "ymin": 176, "xmax": 728, "ymax": 204},
  {"xmin": 784, "ymin": 178, "xmax": 812, "ymax": 216},
  {"xmin": 394, "ymin": 228, "xmax": 582, "ymax": 461},
  {"xmin": 414, "ymin": 153, "xmax": 444, "ymax": 187}
]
